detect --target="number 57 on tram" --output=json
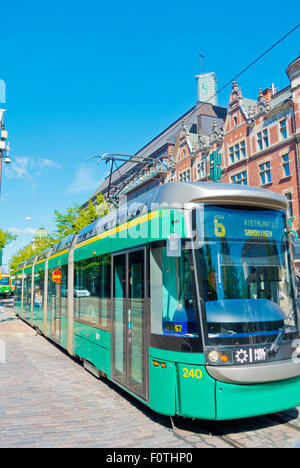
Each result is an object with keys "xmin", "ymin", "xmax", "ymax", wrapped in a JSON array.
[{"xmin": 14, "ymin": 182, "xmax": 300, "ymax": 420}]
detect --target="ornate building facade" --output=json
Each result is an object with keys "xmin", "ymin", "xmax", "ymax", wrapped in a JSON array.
[{"xmin": 89, "ymin": 54, "xmax": 300, "ymax": 235}]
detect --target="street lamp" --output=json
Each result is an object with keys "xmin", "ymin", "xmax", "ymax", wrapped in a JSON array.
[{"xmin": 0, "ymin": 108, "xmax": 10, "ymax": 196}]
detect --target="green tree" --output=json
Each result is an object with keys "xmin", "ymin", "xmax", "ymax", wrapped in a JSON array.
[
  {"xmin": 0, "ymin": 229, "xmax": 17, "ymax": 249},
  {"xmin": 53, "ymin": 194, "xmax": 111, "ymax": 239},
  {"xmin": 9, "ymin": 192, "xmax": 112, "ymax": 273}
]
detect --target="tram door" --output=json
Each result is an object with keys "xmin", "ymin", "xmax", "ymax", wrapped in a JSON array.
[
  {"xmin": 112, "ymin": 249, "xmax": 147, "ymax": 400},
  {"xmin": 49, "ymin": 271, "xmax": 61, "ymax": 343},
  {"xmin": 49, "ymin": 266, "xmax": 68, "ymax": 345}
]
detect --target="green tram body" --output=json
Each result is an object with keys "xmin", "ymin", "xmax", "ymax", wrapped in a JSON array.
[
  {"xmin": 0, "ymin": 274, "xmax": 14, "ymax": 297},
  {"xmin": 14, "ymin": 182, "xmax": 300, "ymax": 420}
]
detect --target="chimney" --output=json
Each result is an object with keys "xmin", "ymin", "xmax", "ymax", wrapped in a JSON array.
[{"xmin": 262, "ymin": 88, "xmax": 272, "ymax": 101}]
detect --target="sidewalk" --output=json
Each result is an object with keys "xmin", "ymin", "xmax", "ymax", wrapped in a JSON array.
[
  {"xmin": 0, "ymin": 300, "xmax": 194, "ymax": 448},
  {"xmin": 0, "ymin": 301, "xmax": 37, "ymax": 337}
]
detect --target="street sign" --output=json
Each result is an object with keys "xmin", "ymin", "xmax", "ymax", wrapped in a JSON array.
[
  {"xmin": 52, "ymin": 270, "xmax": 62, "ymax": 284},
  {"xmin": 210, "ymin": 151, "xmax": 222, "ymax": 182}
]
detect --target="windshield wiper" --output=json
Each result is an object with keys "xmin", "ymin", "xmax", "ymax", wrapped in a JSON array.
[
  {"xmin": 268, "ymin": 302, "xmax": 299, "ymax": 356},
  {"xmin": 267, "ymin": 326, "xmax": 287, "ymax": 356}
]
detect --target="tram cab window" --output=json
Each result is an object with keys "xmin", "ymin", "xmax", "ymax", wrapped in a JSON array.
[
  {"xmin": 150, "ymin": 244, "xmax": 198, "ymax": 337},
  {"xmin": 196, "ymin": 205, "xmax": 300, "ymax": 347},
  {"xmin": 74, "ymin": 255, "xmax": 111, "ymax": 329}
]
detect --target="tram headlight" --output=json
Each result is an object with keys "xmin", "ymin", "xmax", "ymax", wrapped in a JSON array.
[
  {"xmin": 208, "ymin": 350, "xmax": 220, "ymax": 363},
  {"xmin": 207, "ymin": 349, "xmax": 232, "ymax": 364}
]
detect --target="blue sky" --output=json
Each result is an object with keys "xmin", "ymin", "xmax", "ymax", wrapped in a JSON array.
[{"xmin": 1, "ymin": 0, "xmax": 300, "ymax": 268}]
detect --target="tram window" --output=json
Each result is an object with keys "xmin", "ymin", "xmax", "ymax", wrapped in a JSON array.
[
  {"xmin": 0, "ymin": 277, "xmax": 9, "ymax": 285},
  {"xmin": 74, "ymin": 255, "xmax": 111, "ymax": 329},
  {"xmin": 23, "ymin": 274, "xmax": 32, "ymax": 307},
  {"xmin": 33, "ymin": 271, "xmax": 44, "ymax": 310},
  {"xmin": 150, "ymin": 245, "xmax": 198, "ymax": 336},
  {"xmin": 15, "ymin": 278, "xmax": 22, "ymax": 302}
]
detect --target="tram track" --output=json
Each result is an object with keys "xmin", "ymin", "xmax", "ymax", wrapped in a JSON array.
[
  {"xmin": 267, "ymin": 413, "xmax": 300, "ymax": 434},
  {"xmin": 169, "ymin": 410, "xmax": 300, "ymax": 448},
  {"xmin": 170, "ymin": 417, "xmax": 246, "ymax": 448}
]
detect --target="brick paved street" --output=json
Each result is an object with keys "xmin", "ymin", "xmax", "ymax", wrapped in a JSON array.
[{"xmin": 1, "ymin": 299, "xmax": 300, "ymax": 448}]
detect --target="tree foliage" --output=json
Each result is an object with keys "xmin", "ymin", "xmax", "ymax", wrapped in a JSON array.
[
  {"xmin": 54, "ymin": 194, "xmax": 111, "ymax": 239},
  {"xmin": 0, "ymin": 229, "xmax": 17, "ymax": 250},
  {"xmin": 0, "ymin": 229, "xmax": 17, "ymax": 249}
]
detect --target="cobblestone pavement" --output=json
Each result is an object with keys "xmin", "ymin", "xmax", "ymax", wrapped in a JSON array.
[{"xmin": 1, "ymin": 299, "xmax": 300, "ymax": 448}]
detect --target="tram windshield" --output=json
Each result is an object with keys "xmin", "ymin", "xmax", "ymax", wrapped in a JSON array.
[
  {"xmin": 196, "ymin": 205, "xmax": 300, "ymax": 347},
  {"xmin": 0, "ymin": 277, "xmax": 9, "ymax": 285}
]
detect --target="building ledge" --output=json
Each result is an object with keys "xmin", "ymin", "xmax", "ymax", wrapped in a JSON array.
[
  {"xmin": 260, "ymin": 182, "xmax": 273, "ymax": 188},
  {"xmin": 279, "ymin": 175, "xmax": 293, "ymax": 183}
]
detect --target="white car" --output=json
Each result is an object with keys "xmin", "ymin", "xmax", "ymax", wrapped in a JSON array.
[{"xmin": 73, "ymin": 287, "xmax": 90, "ymax": 298}]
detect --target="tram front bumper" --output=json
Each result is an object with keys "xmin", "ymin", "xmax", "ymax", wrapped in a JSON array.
[
  {"xmin": 176, "ymin": 362, "xmax": 300, "ymax": 420},
  {"xmin": 214, "ymin": 374, "xmax": 300, "ymax": 420}
]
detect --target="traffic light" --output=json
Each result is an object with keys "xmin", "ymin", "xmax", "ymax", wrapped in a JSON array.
[{"xmin": 210, "ymin": 151, "xmax": 222, "ymax": 182}]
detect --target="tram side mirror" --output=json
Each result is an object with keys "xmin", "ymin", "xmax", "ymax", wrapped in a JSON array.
[{"xmin": 167, "ymin": 234, "xmax": 181, "ymax": 257}]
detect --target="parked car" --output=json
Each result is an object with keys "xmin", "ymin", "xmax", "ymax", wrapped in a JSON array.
[{"xmin": 73, "ymin": 286, "xmax": 90, "ymax": 298}]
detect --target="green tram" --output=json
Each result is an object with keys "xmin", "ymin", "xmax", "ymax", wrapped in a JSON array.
[
  {"xmin": 0, "ymin": 274, "xmax": 14, "ymax": 297},
  {"xmin": 14, "ymin": 182, "xmax": 300, "ymax": 420}
]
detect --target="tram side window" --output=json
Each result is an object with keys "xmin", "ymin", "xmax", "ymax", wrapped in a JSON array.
[
  {"xmin": 150, "ymin": 245, "xmax": 198, "ymax": 336},
  {"xmin": 33, "ymin": 271, "xmax": 44, "ymax": 310},
  {"xmin": 74, "ymin": 254, "xmax": 111, "ymax": 329},
  {"xmin": 61, "ymin": 265, "xmax": 68, "ymax": 319},
  {"xmin": 23, "ymin": 274, "xmax": 32, "ymax": 308},
  {"xmin": 15, "ymin": 278, "xmax": 22, "ymax": 302}
]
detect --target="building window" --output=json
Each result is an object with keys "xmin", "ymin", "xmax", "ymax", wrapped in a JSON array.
[
  {"xmin": 233, "ymin": 116, "xmax": 237, "ymax": 126},
  {"xmin": 234, "ymin": 144, "xmax": 240, "ymax": 161},
  {"xmin": 280, "ymin": 119, "xmax": 287, "ymax": 140},
  {"xmin": 229, "ymin": 141, "xmax": 246, "ymax": 164},
  {"xmin": 263, "ymin": 129, "xmax": 269, "ymax": 147},
  {"xmin": 285, "ymin": 192, "xmax": 293, "ymax": 218},
  {"xmin": 231, "ymin": 171, "xmax": 248, "ymax": 185},
  {"xmin": 241, "ymin": 141, "xmax": 247, "ymax": 158},
  {"xmin": 179, "ymin": 169, "xmax": 191, "ymax": 182},
  {"xmin": 259, "ymin": 161, "xmax": 271, "ymax": 185},
  {"xmin": 257, "ymin": 129, "xmax": 269, "ymax": 151},
  {"xmin": 257, "ymin": 132, "xmax": 263, "ymax": 151},
  {"xmin": 282, "ymin": 154, "xmax": 291, "ymax": 177},
  {"xmin": 197, "ymin": 161, "xmax": 206, "ymax": 179}
]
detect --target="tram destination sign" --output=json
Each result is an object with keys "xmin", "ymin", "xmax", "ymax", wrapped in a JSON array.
[{"xmin": 204, "ymin": 207, "xmax": 284, "ymax": 241}]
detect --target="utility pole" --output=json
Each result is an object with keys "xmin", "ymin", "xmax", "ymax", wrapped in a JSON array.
[
  {"xmin": 0, "ymin": 109, "xmax": 10, "ymax": 196},
  {"xmin": 0, "ymin": 108, "xmax": 10, "ymax": 276},
  {"xmin": 199, "ymin": 53, "xmax": 205, "ymax": 73}
]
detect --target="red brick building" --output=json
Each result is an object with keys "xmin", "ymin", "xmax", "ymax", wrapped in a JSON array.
[
  {"xmin": 90, "ymin": 54, "xmax": 300, "ymax": 234},
  {"xmin": 172, "ymin": 54, "xmax": 300, "ymax": 234}
]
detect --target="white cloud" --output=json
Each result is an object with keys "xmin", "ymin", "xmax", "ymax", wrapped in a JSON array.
[
  {"xmin": 8, "ymin": 227, "xmax": 37, "ymax": 235},
  {"xmin": 66, "ymin": 165, "xmax": 102, "ymax": 194},
  {"xmin": 4, "ymin": 156, "xmax": 61, "ymax": 181},
  {"xmin": 5, "ymin": 156, "xmax": 33, "ymax": 180},
  {"xmin": 39, "ymin": 158, "xmax": 61, "ymax": 170}
]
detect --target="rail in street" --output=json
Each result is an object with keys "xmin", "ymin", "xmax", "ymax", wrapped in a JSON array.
[{"xmin": 1, "ymin": 298, "xmax": 300, "ymax": 449}]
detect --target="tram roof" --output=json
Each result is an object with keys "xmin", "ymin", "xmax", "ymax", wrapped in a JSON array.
[
  {"xmin": 50, "ymin": 234, "xmax": 76, "ymax": 255},
  {"xmin": 126, "ymin": 182, "xmax": 288, "ymax": 210},
  {"xmin": 75, "ymin": 182, "xmax": 287, "ymax": 246}
]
